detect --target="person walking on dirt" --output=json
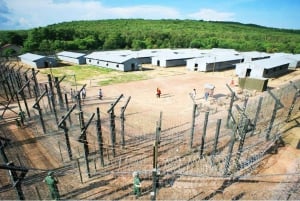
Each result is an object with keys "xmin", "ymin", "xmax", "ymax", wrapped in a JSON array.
[
  {"xmin": 156, "ymin": 88, "xmax": 161, "ymax": 98},
  {"xmin": 70, "ymin": 88, "xmax": 74, "ymax": 102},
  {"xmin": 82, "ymin": 88, "xmax": 86, "ymax": 99},
  {"xmin": 192, "ymin": 88, "xmax": 196, "ymax": 99},
  {"xmin": 204, "ymin": 91, "xmax": 209, "ymax": 101},
  {"xmin": 18, "ymin": 111, "xmax": 25, "ymax": 126},
  {"xmin": 98, "ymin": 88, "xmax": 103, "ymax": 100},
  {"xmin": 133, "ymin": 171, "xmax": 142, "ymax": 199},
  {"xmin": 44, "ymin": 171, "xmax": 60, "ymax": 200}
]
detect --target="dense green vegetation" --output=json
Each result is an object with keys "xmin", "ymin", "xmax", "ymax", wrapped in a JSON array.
[{"xmin": 1, "ymin": 19, "xmax": 300, "ymax": 55}]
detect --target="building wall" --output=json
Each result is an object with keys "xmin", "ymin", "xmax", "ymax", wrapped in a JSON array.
[
  {"xmin": 58, "ymin": 55, "xmax": 86, "ymax": 64},
  {"xmin": 165, "ymin": 59, "xmax": 187, "ymax": 67},
  {"xmin": 86, "ymin": 58, "xmax": 124, "ymax": 71},
  {"xmin": 20, "ymin": 57, "xmax": 57, "ymax": 68},
  {"xmin": 262, "ymin": 64, "xmax": 290, "ymax": 78},
  {"xmin": 86, "ymin": 58, "xmax": 140, "ymax": 72},
  {"xmin": 186, "ymin": 59, "xmax": 198, "ymax": 71},
  {"xmin": 137, "ymin": 57, "xmax": 151, "ymax": 64},
  {"xmin": 152, "ymin": 57, "xmax": 187, "ymax": 67}
]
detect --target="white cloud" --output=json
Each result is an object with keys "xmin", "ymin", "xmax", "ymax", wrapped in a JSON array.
[
  {"xmin": 1, "ymin": 0, "xmax": 181, "ymax": 29},
  {"xmin": 107, "ymin": 5, "xmax": 180, "ymax": 19},
  {"xmin": 188, "ymin": 8, "xmax": 235, "ymax": 21}
]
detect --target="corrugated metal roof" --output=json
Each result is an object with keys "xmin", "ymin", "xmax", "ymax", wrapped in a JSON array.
[
  {"xmin": 190, "ymin": 54, "xmax": 244, "ymax": 63},
  {"xmin": 240, "ymin": 51, "xmax": 270, "ymax": 58},
  {"xmin": 271, "ymin": 53, "xmax": 300, "ymax": 61},
  {"xmin": 85, "ymin": 52, "xmax": 134, "ymax": 63},
  {"xmin": 154, "ymin": 52, "xmax": 201, "ymax": 60},
  {"xmin": 19, "ymin": 53, "xmax": 45, "ymax": 61},
  {"xmin": 252, "ymin": 57, "xmax": 291, "ymax": 69},
  {"xmin": 57, "ymin": 51, "xmax": 86, "ymax": 58}
]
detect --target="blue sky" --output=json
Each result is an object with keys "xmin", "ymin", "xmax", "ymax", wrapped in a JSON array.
[{"xmin": 1, "ymin": 0, "xmax": 300, "ymax": 30}]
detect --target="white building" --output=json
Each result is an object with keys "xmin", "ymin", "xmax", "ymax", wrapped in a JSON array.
[
  {"xmin": 239, "ymin": 51, "xmax": 270, "ymax": 62},
  {"xmin": 19, "ymin": 53, "xmax": 57, "ymax": 68},
  {"xmin": 151, "ymin": 49, "xmax": 202, "ymax": 67},
  {"xmin": 186, "ymin": 54, "xmax": 244, "ymax": 72},
  {"xmin": 57, "ymin": 51, "xmax": 86, "ymax": 64},
  {"xmin": 85, "ymin": 52, "xmax": 139, "ymax": 72},
  {"xmin": 235, "ymin": 57, "xmax": 291, "ymax": 78},
  {"xmin": 270, "ymin": 53, "xmax": 300, "ymax": 69}
]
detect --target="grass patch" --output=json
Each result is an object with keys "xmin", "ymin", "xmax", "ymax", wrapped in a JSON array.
[
  {"xmin": 98, "ymin": 73, "xmax": 148, "ymax": 86},
  {"xmin": 40, "ymin": 65, "xmax": 113, "ymax": 79},
  {"xmin": 39, "ymin": 64, "xmax": 149, "ymax": 86}
]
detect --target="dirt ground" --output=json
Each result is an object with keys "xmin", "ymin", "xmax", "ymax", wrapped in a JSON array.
[{"xmin": 1, "ymin": 64, "xmax": 300, "ymax": 200}]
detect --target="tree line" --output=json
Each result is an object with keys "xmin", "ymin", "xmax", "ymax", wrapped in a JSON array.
[{"xmin": 1, "ymin": 19, "xmax": 300, "ymax": 56}]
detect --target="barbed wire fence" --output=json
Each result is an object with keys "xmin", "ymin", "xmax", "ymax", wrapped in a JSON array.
[{"xmin": 0, "ymin": 60, "xmax": 300, "ymax": 200}]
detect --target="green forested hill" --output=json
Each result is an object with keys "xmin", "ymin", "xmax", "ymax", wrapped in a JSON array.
[{"xmin": 1, "ymin": 19, "xmax": 300, "ymax": 55}]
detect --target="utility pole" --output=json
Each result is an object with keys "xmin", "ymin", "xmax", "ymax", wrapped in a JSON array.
[
  {"xmin": 58, "ymin": 104, "xmax": 77, "ymax": 160},
  {"xmin": 78, "ymin": 113, "xmax": 95, "ymax": 178},
  {"xmin": 226, "ymin": 84, "xmax": 237, "ymax": 128},
  {"xmin": 96, "ymin": 107, "xmax": 104, "ymax": 167},
  {"xmin": 54, "ymin": 76, "xmax": 66, "ymax": 110},
  {"xmin": 107, "ymin": 94, "xmax": 124, "ymax": 157},
  {"xmin": 190, "ymin": 104, "xmax": 198, "ymax": 149},
  {"xmin": 286, "ymin": 81, "xmax": 300, "ymax": 122},
  {"xmin": 1, "ymin": 163, "xmax": 28, "ymax": 200},
  {"xmin": 32, "ymin": 91, "xmax": 47, "ymax": 134},
  {"xmin": 120, "ymin": 96, "xmax": 131, "ymax": 148}
]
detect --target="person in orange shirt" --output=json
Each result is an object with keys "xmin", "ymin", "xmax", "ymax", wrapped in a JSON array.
[{"xmin": 156, "ymin": 88, "xmax": 161, "ymax": 98}]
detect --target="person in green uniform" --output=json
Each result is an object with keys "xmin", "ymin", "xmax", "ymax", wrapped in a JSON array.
[
  {"xmin": 133, "ymin": 171, "xmax": 141, "ymax": 198},
  {"xmin": 44, "ymin": 171, "xmax": 60, "ymax": 200},
  {"xmin": 18, "ymin": 111, "xmax": 25, "ymax": 126}
]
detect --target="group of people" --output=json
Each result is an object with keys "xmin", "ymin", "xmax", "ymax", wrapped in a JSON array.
[{"xmin": 44, "ymin": 170, "xmax": 143, "ymax": 200}]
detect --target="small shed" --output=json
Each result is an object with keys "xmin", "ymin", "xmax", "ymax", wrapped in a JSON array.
[
  {"xmin": 85, "ymin": 52, "xmax": 139, "ymax": 72},
  {"xmin": 19, "ymin": 53, "xmax": 57, "ymax": 68},
  {"xmin": 57, "ymin": 51, "xmax": 86, "ymax": 64}
]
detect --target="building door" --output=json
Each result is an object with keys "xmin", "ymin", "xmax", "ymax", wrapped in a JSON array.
[
  {"xmin": 246, "ymin": 69, "xmax": 251, "ymax": 77},
  {"xmin": 157, "ymin": 60, "xmax": 160, "ymax": 66},
  {"xmin": 194, "ymin": 63, "xmax": 198, "ymax": 71},
  {"xmin": 131, "ymin": 63, "xmax": 135, "ymax": 71}
]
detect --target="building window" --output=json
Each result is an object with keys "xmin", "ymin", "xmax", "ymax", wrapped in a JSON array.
[
  {"xmin": 89, "ymin": 59, "xmax": 91, "ymax": 62},
  {"xmin": 106, "ymin": 63, "xmax": 108, "ymax": 66},
  {"xmin": 116, "ymin": 64, "xmax": 119, "ymax": 68},
  {"xmin": 97, "ymin": 61, "xmax": 99, "ymax": 64}
]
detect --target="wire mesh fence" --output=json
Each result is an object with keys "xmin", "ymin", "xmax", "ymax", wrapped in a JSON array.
[{"xmin": 1, "ymin": 60, "xmax": 300, "ymax": 200}]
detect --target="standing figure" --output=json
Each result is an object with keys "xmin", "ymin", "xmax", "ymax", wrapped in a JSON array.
[
  {"xmin": 133, "ymin": 171, "xmax": 141, "ymax": 198},
  {"xmin": 98, "ymin": 88, "xmax": 103, "ymax": 100},
  {"xmin": 204, "ymin": 91, "xmax": 209, "ymax": 101},
  {"xmin": 82, "ymin": 88, "xmax": 86, "ymax": 99},
  {"xmin": 156, "ymin": 88, "xmax": 161, "ymax": 98},
  {"xmin": 44, "ymin": 171, "xmax": 60, "ymax": 200},
  {"xmin": 70, "ymin": 88, "xmax": 74, "ymax": 103},
  {"xmin": 192, "ymin": 88, "xmax": 197, "ymax": 99},
  {"xmin": 18, "ymin": 111, "xmax": 25, "ymax": 126}
]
